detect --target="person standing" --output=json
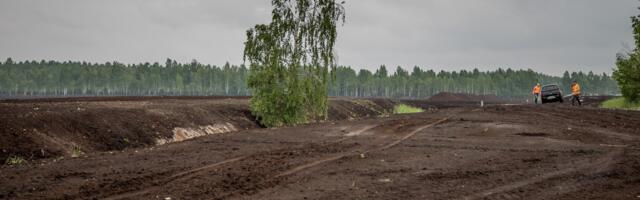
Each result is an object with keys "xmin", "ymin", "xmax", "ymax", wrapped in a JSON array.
[
  {"xmin": 571, "ymin": 80, "xmax": 582, "ymax": 106},
  {"xmin": 532, "ymin": 83, "xmax": 541, "ymax": 104}
]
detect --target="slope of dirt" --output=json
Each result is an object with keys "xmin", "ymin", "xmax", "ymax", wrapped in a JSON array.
[
  {"xmin": 401, "ymin": 93, "xmax": 507, "ymax": 110},
  {"xmin": 0, "ymin": 97, "xmax": 397, "ymax": 162},
  {"xmin": 1, "ymin": 103, "xmax": 640, "ymax": 199},
  {"xmin": 427, "ymin": 92, "xmax": 504, "ymax": 103},
  {"xmin": 0, "ymin": 98, "xmax": 256, "ymax": 162}
]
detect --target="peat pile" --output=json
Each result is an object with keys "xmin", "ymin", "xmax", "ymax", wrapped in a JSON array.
[
  {"xmin": 401, "ymin": 92, "xmax": 505, "ymax": 109},
  {"xmin": 328, "ymin": 98, "xmax": 396, "ymax": 120},
  {"xmin": 427, "ymin": 92, "xmax": 503, "ymax": 103},
  {"xmin": 0, "ymin": 97, "xmax": 257, "ymax": 162},
  {"xmin": 0, "ymin": 96, "xmax": 398, "ymax": 162}
]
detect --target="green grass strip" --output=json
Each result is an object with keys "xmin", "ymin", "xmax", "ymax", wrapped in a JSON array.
[
  {"xmin": 601, "ymin": 97, "xmax": 640, "ymax": 110},
  {"xmin": 394, "ymin": 104, "xmax": 425, "ymax": 114}
]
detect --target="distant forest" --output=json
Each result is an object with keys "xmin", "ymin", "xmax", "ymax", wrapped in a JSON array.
[{"xmin": 0, "ymin": 58, "xmax": 619, "ymax": 99}]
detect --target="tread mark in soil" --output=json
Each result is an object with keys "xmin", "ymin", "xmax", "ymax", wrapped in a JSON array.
[
  {"xmin": 275, "ymin": 114, "xmax": 456, "ymax": 178},
  {"xmin": 458, "ymin": 149, "xmax": 622, "ymax": 200},
  {"xmin": 168, "ymin": 156, "xmax": 248, "ymax": 180},
  {"xmin": 345, "ymin": 125, "xmax": 377, "ymax": 136},
  {"xmin": 107, "ymin": 112, "xmax": 459, "ymax": 199},
  {"xmin": 104, "ymin": 124, "xmax": 380, "ymax": 200},
  {"xmin": 275, "ymin": 151, "xmax": 355, "ymax": 178},
  {"xmin": 379, "ymin": 116, "xmax": 452, "ymax": 150},
  {"xmin": 104, "ymin": 156, "xmax": 247, "ymax": 200}
]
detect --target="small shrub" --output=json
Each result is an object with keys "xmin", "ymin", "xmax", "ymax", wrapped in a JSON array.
[
  {"xmin": 243, "ymin": 0, "xmax": 346, "ymax": 127},
  {"xmin": 394, "ymin": 104, "xmax": 424, "ymax": 114},
  {"xmin": 5, "ymin": 156, "xmax": 26, "ymax": 165},
  {"xmin": 71, "ymin": 146, "xmax": 84, "ymax": 158}
]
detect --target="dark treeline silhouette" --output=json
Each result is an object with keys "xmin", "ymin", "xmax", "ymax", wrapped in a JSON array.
[
  {"xmin": 328, "ymin": 65, "xmax": 619, "ymax": 99},
  {"xmin": 0, "ymin": 58, "xmax": 618, "ymax": 99},
  {"xmin": 0, "ymin": 58, "xmax": 249, "ymax": 97}
]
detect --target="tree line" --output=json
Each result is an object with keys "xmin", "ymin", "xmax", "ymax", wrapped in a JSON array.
[
  {"xmin": 0, "ymin": 58, "xmax": 249, "ymax": 97},
  {"xmin": 0, "ymin": 58, "xmax": 618, "ymax": 99},
  {"xmin": 329, "ymin": 65, "xmax": 618, "ymax": 100}
]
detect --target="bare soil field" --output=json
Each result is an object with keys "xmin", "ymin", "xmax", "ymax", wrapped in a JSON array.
[
  {"xmin": 426, "ymin": 92, "xmax": 503, "ymax": 103},
  {"xmin": 0, "ymin": 96, "xmax": 397, "ymax": 162},
  {"xmin": 2, "ymin": 95, "xmax": 640, "ymax": 199}
]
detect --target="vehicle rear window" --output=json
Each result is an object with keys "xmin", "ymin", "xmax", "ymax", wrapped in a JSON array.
[{"xmin": 542, "ymin": 85, "xmax": 559, "ymax": 91}]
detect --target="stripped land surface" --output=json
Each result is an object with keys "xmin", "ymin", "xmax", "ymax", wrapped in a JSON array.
[{"xmin": 2, "ymin": 96, "xmax": 640, "ymax": 199}]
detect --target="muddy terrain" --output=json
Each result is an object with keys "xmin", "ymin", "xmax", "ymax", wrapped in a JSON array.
[
  {"xmin": 0, "ymin": 96, "xmax": 396, "ymax": 162},
  {"xmin": 1, "ymin": 96, "xmax": 640, "ymax": 199}
]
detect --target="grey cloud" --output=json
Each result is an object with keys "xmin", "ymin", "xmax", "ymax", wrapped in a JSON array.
[
  {"xmin": 337, "ymin": 0, "xmax": 636, "ymax": 74},
  {"xmin": 0, "ymin": 0, "xmax": 636, "ymax": 75}
]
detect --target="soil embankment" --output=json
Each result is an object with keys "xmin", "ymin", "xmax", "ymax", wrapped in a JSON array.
[
  {"xmin": 400, "ymin": 92, "xmax": 507, "ymax": 109},
  {"xmin": 426, "ymin": 92, "xmax": 503, "ymax": 103},
  {"xmin": 1, "ymin": 94, "xmax": 616, "ymax": 163},
  {"xmin": 0, "ymin": 97, "xmax": 398, "ymax": 162}
]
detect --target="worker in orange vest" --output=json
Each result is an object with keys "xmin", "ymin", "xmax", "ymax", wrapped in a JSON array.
[
  {"xmin": 571, "ymin": 80, "xmax": 581, "ymax": 106},
  {"xmin": 532, "ymin": 83, "xmax": 541, "ymax": 104}
]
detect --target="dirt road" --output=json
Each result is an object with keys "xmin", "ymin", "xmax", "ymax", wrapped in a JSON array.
[{"xmin": 2, "ymin": 98, "xmax": 640, "ymax": 199}]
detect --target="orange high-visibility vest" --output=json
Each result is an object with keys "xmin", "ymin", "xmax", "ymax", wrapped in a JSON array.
[
  {"xmin": 571, "ymin": 83, "xmax": 581, "ymax": 95},
  {"xmin": 532, "ymin": 85, "xmax": 541, "ymax": 95}
]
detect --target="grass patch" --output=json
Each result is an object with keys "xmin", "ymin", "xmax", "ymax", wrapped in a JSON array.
[
  {"xmin": 601, "ymin": 97, "xmax": 640, "ymax": 110},
  {"xmin": 5, "ymin": 156, "xmax": 26, "ymax": 165},
  {"xmin": 394, "ymin": 104, "xmax": 424, "ymax": 114},
  {"xmin": 71, "ymin": 146, "xmax": 84, "ymax": 158}
]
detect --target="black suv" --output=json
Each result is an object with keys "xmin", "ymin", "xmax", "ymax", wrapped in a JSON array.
[{"xmin": 540, "ymin": 84, "xmax": 563, "ymax": 104}]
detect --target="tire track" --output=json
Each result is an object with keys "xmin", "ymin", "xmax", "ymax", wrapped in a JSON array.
[
  {"xmin": 103, "ymin": 156, "xmax": 248, "ymax": 200},
  {"xmin": 379, "ymin": 117, "xmax": 455, "ymax": 150},
  {"xmin": 274, "ymin": 112, "xmax": 457, "ymax": 178},
  {"xmin": 103, "ymin": 117, "xmax": 416, "ymax": 199},
  {"xmin": 105, "ymin": 110, "xmax": 461, "ymax": 200},
  {"xmin": 458, "ymin": 149, "xmax": 622, "ymax": 200}
]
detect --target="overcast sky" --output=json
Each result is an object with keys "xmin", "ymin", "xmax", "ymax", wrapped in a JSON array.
[{"xmin": 0, "ymin": 0, "xmax": 637, "ymax": 75}]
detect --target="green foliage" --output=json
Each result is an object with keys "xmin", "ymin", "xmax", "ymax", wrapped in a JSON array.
[
  {"xmin": 5, "ymin": 155, "xmax": 26, "ymax": 165},
  {"xmin": 613, "ymin": 9, "xmax": 640, "ymax": 102},
  {"xmin": 0, "ymin": 58, "xmax": 249, "ymax": 97},
  {"xmin": 328, "ymin": 67, "xmax": 618, "ymax": 99},
  {"xmin": 243, "ymin": 0, "xmax": 346, "ymax": 127},
  {"xmin": 614, "ymin": 55, "xmax": 640, "ymax": 102},
  {"xmin": 393, "ymin": 104, "xmax": 424, "ymax": 114},
  {"xmin": 0, "ymin": 58, "xmax": 617, "ymax": 101},
  {"xmin": 601, "ymin": 97, "xmax": 640, "ymax": 110},
  {"xmin": 71, "ymin": 146, "xmax": 84, "ymax": 158}
]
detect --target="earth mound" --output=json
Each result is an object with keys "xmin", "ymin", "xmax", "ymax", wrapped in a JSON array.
[
  {"xmin": 427, "ymin": 92, "xmax": 503, "ymax": 103},
  {"xmin": 0, "ymin": 96, "xmax": 400, "ymax": 162}
]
